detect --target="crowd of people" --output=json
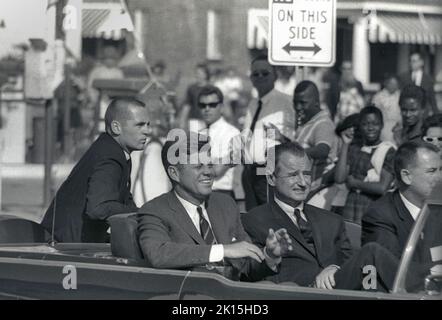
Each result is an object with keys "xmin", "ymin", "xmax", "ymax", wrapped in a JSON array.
[{"xmin": 40, "ymin": 50, "xmax": 441, "ymax": 293}]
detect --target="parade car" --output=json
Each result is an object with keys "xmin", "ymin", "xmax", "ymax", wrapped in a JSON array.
[{"xmin": 0, "ymin": 189, "xmax": 441, "ymax": 300}]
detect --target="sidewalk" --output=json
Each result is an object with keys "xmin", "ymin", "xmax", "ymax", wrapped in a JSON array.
[{"xmin": 1, "ymin": 163, "xmax": 73, "ymax": 222}]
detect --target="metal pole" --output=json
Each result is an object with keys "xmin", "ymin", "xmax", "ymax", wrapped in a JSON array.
[
  {"xmin": 43, "ymin": 99, "xmax": 55, "ymax": 207},
  {"xmin": 63, "ymin": 64, "xmax": 72, "ymax": 155}
]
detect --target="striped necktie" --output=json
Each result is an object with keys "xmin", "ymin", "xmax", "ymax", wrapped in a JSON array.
[{"xmin": 197, "ymin": 206, "xmax": 216, "ymax": 245}]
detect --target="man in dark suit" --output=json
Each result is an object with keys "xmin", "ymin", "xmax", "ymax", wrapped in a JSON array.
[
  {"xmin": 242, "ymin": 141, "xmax": 401, "ymax": 291},
  {"xmin": 399, "ymin": 52, "xmax": 438, "ymax": 115},
  {"xmin": 138, "ymin": 131, "xmax": 292, "ymax": 281},
  {"xmin": 41, "ymin": 98, "xmax": 150, "ymax": 243},
  {"xmin": 362, "ymin": 141, "xmax": 441, "ymax": 258}
]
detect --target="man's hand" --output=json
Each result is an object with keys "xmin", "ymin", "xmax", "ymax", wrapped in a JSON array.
[
  {"xmin": 264, "ymin": 228, "xmax": 293, "ymax": 259},
  {"xmin": 314, "ymin": 265, "xmax": 339, "ymax": 290},
  {"xmin": 263, "ymin": 123, "xmax": 287, "ymax": 143},
  {"xmin": 224, "ymin": 241, "xmax": 265, "ymax": 263}
]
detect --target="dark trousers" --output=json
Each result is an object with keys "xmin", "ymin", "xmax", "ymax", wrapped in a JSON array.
[
  {"xmin": 334, "ymin": 242, "xmax": 399, "ymax": 292},
  {"xmin": 242, "ymin": 164, "xmax": 269, "ymax": 211}
]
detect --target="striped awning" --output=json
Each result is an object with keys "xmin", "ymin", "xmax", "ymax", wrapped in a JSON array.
[
  {"xmin": 82, "ymin": 7, "xmax": 134, "ymax": 40},
  {"xmin": 368, "ymin": 12, "xmax": 442, "ymax": 45}
]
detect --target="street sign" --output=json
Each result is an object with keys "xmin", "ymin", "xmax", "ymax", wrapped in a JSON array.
[{"xmin": 268, "ymin": 0, "xmax": 336, "ymax": 66}]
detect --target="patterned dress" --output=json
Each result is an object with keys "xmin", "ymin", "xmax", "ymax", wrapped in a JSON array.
[{"xmin": 342, "ymin": 143, "xmax": 395, "ymax": 224}]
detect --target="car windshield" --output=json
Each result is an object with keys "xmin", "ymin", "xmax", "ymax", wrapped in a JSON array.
[{"xmin": 403, "ymin": 203, "xmax": 442, "ymax": 294}]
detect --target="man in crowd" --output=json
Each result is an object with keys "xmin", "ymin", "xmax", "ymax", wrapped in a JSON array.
[
  {"xmin": 197, "ymin": 84, "xmax": 240, "ymax": 198},
  {"xmin": 393, "ymin": 84, "xmax": 426, "ymax": 146},
  {"xmin": 242, "ymin": 55, "xmax": 295, "ymax": 210},
  {"xmin": 41, "ymin": 98, "xmax": 150, "ymax": 242},
  {"xmin": 362, "ymin": 141, "xmax": 441, "ymax": 258},
  {"xmin": 137, "ymin": 132, "xmax": 292, "ymax": 281},
  {"xmin": 242, "ymin": 141, "xmax": 402, "ymax": 291},
  {"xmin": 269, "ymin": 81, "xmax": 336, "ymax": 184},
  {"xmin": 399, "ymin": 52, "xmax": 438, "ymax": 115}
]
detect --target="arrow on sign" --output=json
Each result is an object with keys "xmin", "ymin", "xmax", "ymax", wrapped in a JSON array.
[{"xmin": 282, "ymin": 42, "xmax": 321, "ymax": 56}]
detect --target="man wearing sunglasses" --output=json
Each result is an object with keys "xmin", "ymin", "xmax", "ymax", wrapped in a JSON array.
[
  {"xmin": 197, "ymin": 85, "xmax": 241, "ymax": 199},
  {"xmin": 242, "ymin": 55, "xmax": 295, "ymax": 211}
]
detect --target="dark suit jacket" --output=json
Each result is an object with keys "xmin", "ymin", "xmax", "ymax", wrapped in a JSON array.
[
  {"xmin": 242, "ymin": 201, "xmax": 353, "ymax": 286},
  {"xmin": 362, "ymin": 190, "xmax": 415, "ymax": 259},
  {"xmin": 399, "ymin": 71, "xmax": 438, "ymax": 114},
  {"xmin": 41, "ymin": 133, "xmax": 137, "ymax": 243},
  {"xmin": 137, "ymin": 191, "xmax": 274, "ymax": 281}
]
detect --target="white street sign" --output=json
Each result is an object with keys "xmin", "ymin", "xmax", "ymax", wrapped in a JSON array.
[{"xmin": 268, "ymin": 0, "xmax": 336, "ymax": 66}]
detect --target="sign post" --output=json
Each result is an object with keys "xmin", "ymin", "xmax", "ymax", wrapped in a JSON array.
[{"xmin": 268, "ymin": 0, "xmax": 336, "ymax": 67}]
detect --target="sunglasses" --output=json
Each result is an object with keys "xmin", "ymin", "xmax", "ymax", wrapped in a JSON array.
[
  {"xmin": 251, "ymin": 70, "xmax": 271, "ymax": 78},
  {"xmin": 423, "ymin": 136, "xmax": 442, "ymax": 143},
  {"xmin": 198, "ymin": 102, "xmax": 220, "ymax": 109}
]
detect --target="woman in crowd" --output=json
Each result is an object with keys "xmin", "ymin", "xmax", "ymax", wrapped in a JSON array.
[
  {"xmin": 421, "ymin": 114, "xmax": 442, "ymax": 156},
  {"xmin": 371, "ymin": 74, "xmax": 401, "ymax": 144},
  {"xmin": 335, "ymin": 106, "xmax": 396, "ymax": 224}
]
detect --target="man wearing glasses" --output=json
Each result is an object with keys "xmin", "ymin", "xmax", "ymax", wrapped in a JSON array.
[
  {"xmin": 242, "ymin": 55, "xmax": 295, "ymax": 211},
  {"xmin": 197, "ymin": 85, "xmax": 241, "ymax": 199}
]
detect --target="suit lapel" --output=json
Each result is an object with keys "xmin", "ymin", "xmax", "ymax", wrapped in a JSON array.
[
  {"xmin": 167, "ymin": 192, "xmax": 206, "ymax": 245},
  {"xmin": 270, "ymin": 202, "xmax": 316, "ymax": 258},
  {"xmin": 393, "ymin": 191, "xmax": 415, "ymax": 237},
  {"xmin": 304, "ymin": 206, "xmax": 323, "ymax": 261},
  {"xmin": 205, "ymin": 196, "xmax": 226, "ymax": 244}
]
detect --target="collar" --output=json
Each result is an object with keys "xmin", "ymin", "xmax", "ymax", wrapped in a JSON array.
[
  {"xmin": 360, "ymin": 142, "xmax": 382, "ymax": 154},
  {"xmin": 175, "ymin": 191, "xmax": 205, "ymax": 211},
  {"xmin": 259, "ymin": 88, "xmax": 276, "ymax": 104},
  {"xmin": 399, "ymin": 192, "xmax": 421, "ymax": 221},
  {"xmin": 274, "ymin": 196, "xmax": 304, "ymax": 218},
  {"xmin": 207, "ymin": 116, "xmax": 225, "ymax": 130},
  {"xmin": 123, "ymin": 150, "xmax": 131, "ymax": 161},
  {"xmin": 302, "ymin": 109, "xmax": 326, "ymax": 126}
]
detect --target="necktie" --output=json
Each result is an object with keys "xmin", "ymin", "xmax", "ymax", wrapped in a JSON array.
[
  {"xmin": 249, "ymin": 99, "xmax": 263, "ymax": 133},
  {"xmin": 197, "ymin": 206, "xmax": 215, "ymax": 245},
  {"xmin": 293, "ymin": 208, "xmax": 316, "ymax": 253}
]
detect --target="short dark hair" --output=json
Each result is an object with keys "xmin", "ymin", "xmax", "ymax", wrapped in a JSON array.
[
  {"xmin": 394, "ymin": 141, "xmax": 440, "ymax": 185},
  {"xmin": 359, "ymin": 105, "xmax": 384, "ymax": 126},
  {"xmin": 270, "ymin": 141, "xmax": 310, "ymax": 176},
  {"xmin": 410, "ymin": 52, "xmax": 423, "ymax": 60},
  {"xmin": 399, "ymin": 84, "xmax": 426, "ymax": 109},
  {"xmin": 197, "ymin": 84, "xmax": 224, "ymax": 104},
  {"xmin": 161, "ymin": 131, "xmax": 210, "ymax": 183},
  {"xmin": 294, "ymin": 80, "xmax": 320, "ymax": 101},
  {"xmin": 104, "ymin": 97, "xmax": 146, "ymax": 131},
  {"xmin": 422, "ymin": 114, "xmax": 442, "ymax": 136}
]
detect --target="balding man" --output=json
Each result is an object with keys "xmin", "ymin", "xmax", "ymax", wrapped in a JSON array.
[{"xmin": 41, "ymin": 97, "xmax": 150, "ymax": 242}]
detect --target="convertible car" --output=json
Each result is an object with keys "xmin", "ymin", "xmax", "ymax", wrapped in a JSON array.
[{"xmin": 0, "ymin": 191, "xmax": 441, "ymax": 300}]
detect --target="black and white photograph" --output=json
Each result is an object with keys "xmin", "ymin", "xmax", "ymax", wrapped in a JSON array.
[{"xmin": 0, "ymin": 0, "xmax": 441, "ymax": 304}]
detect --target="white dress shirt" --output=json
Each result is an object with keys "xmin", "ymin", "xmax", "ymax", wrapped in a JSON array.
[
  {"xmin": 175, "ymin": 192, "xmax": 224, "ymax": 262},
  {"xmin": 412, "ymin": 70, "xmax": 423, "ymax": 87},
  {"xmin": 399, "ymin": 192, "xmax": 422, "ymax": 221},
  {"xmin": 274, "ymin": 196, "xmax": 307, "ymax": 227},
  {"xmin": 200, "ymin": 117, "xmax": 241, "ymax": 191}
]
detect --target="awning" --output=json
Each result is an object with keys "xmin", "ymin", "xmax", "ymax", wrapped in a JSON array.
[
  {"xmin": 368, "ymin": 12, "xmax": 442, "ymax": 45},
  {"xmin": 247, "ymin": 9, "xmax": 269, "ymax": 49},
  {"xmin": 82, "ymin": 6, "xmax": 134, "ymax": 40}
]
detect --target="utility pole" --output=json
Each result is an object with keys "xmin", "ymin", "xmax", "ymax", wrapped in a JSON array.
[{"xmin": 43, "ymin": 0, "xmax": 66, "ymax": 207}]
